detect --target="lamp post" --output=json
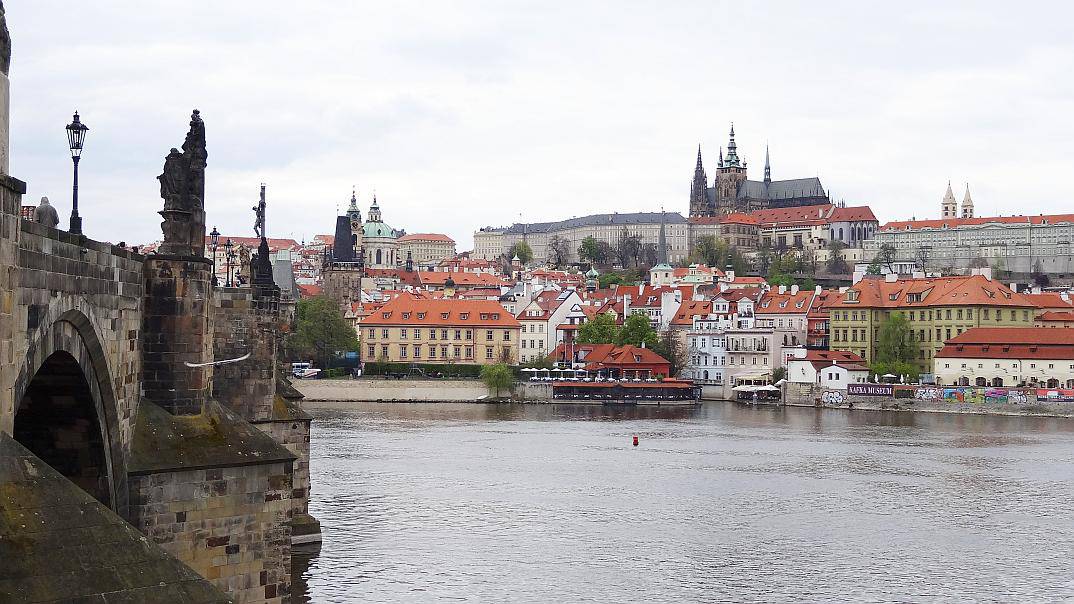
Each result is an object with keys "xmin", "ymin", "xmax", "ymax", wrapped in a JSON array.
[
  {"xmin": 65, "ymin": 112, "xmax": 89, "ymax": 235},
  {"xmin": 224, "ymin": 238, "xmax": 234, "ymax": 287},
  {"xmin": 209, "ymin": 226, "xmax": 220, "ymax": 286}
]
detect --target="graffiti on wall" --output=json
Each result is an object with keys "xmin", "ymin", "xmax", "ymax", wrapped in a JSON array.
[
  {"xmin": 821, "ymin": 390, "xmax": 845, "ymax": 404},
  {"xmin": 916, "ymin": 386, "xmax": 1032, "ymax": 404}
]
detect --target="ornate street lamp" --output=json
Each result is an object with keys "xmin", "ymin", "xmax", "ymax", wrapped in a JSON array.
[
  {"xmin": 209, "ymin": 226, "xmax": 220, "ymax": 286},
  {"xmin": 224, "ymin": 238, "xmax": 235, "ymax": 287},
  {"xmin": 65, "ymin": 111, "xmax": 89, "ymax": 235}
]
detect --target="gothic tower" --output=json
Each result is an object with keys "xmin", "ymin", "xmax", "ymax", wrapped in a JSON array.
[
  {"xmin": 714, "ymin": 124, "xmax": 748, "ymax": 214},
  {"xmin": 961, "ymin": 183, "xmax": 974, "ymax": 218},
  {"xmin": 941, "ymin": 181, "xmax": 957, "ymax": 219},
  {"xmin": 689, "ymin": 145, "xmax": 710, "ymax": 217}
]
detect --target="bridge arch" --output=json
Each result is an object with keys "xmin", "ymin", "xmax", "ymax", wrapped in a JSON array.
[{"xmin": 14, "ymin": 309, "xmax": 128, "ymax": 514}]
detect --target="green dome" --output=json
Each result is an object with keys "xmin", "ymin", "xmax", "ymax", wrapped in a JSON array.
[
  {"xmin": 363, "ymin": 221, "xmax": 396, "ymax": 238},
  {"xmin": 585, "ymin": 268, "xmax": 600, "ymax": 278}
]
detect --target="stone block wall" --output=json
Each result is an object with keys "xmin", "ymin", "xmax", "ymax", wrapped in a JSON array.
[
  {"xmin": 142, "ymin": 255, "xmax": 213, "ymax": 415},
  {"xmin": 254, "ymin": 402, "xmax": 316, "ymax": 540},
  {"xmin": 128, "ymin": 460, "xmax": 294, "ymax": 603},
  {"xmin": 212, "ymin": 286, "xmax": 277, "ymax": 422},
  {"xmin": 0, "ymin": 174, "xmax": 24, "ymax": 434}
]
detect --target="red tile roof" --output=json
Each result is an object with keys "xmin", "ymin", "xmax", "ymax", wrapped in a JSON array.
[
  {"xmin": 397, "ymin": 233, "xmax": 455, "ymax": 243},
  {"xmin": 829, "ymin": 206, "xmax": 877, "ymax": 222},
  {"xmin": 419, "ymin": 271, "xmax": 510, "ymax": 288},
  {"xmin": 938, "ymin": 327, "xmax": 1074, "ymax": 360},
  {"xmin": 757, "ymin": 289, "xmax": 816, "ymax": 315},
  {"xmin": 880, "ymin": 213, "xmax": 1074, "ymax": 231},
  {"xmin": 671, "ymin": 300, "xmax": 714, "ymax": 326},
  {"xmin": 204, "ymin": 236, "xmax": 300, "ymax": 251},
  {"xmin": 360, "ymin": 294, "xmax": 520, "ymax": 328},
  {"xmin": 751, "ymin": 205, "xmax": 833, "ymax": 227},
  {"xmin": 297, "ymin": 284, "xmax": 322, "ymax": 297},
  {"xmin": 1021, "ymin": 292, "xmax": 1074, "ymax": 310},
  {"xmin": 1038, "ymin": 311, "xmax": 1074, "ymax": 322},
  {"xmin": 832, "ymin": 275, "xmax": 1033, "ymax": 309}
]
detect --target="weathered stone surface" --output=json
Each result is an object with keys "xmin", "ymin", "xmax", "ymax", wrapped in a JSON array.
[
  {"xmin": 0, "ymin": 433, "xmax": 231, "ymax": 603},
  {"xmin": 157, "ymin": 111, "xmax": 207, "ymax": 257}
]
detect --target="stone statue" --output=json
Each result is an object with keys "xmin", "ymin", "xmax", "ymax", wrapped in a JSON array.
[
  {"xmin": 0, "ymin": 1, "xmax": 10, "ymax": 76},
  {"xmin": 157, "ymin": 110, "xmax": 208, "ymax": 256},
  {"xmin": 33, "ymin": 196, "xmax": 58, "ymax": 228},
  {"xmin": 252, "ymin": 184, "xmax": 266, "ymax": 239}
]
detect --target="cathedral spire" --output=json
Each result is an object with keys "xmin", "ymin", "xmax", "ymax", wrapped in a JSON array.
[
  {"xmin": 695, "ymin": 145, "xmax": 703, "ymax": 170},
  {"xmin": 724, "ymin": 124, "xmax": 741, "ymax": 167},
  {"xmin": 348, "ymin": 186, "xmax": 359, "ymax": 212},
  {"xmin": 763, "ymin": 145, "xmax": 771, "ymax": 184},
  {"xmin": 718, "ymin": 146, "xmax": 724, "ymax": 168}
]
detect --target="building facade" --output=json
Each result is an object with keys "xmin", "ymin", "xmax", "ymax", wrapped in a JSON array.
[
  {"xmin": 829, "ymin": 274, "xmax": 1036, "ymax": 371},
  {"xmin": 397, "ymin": 233, "xmax": 456, "ymax": 267},
  {"xmin": 934, "ymin": 327, "xmax": 1074, "ymax": 388},
  {"xmin": 360, "ymin": 295, "xmax": 521, "ymax": 365}
]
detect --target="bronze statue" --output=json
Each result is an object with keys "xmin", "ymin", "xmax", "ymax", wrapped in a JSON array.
[{"xmin": 253, "ymin": 184, "xmax": 266, "ymax": 239}]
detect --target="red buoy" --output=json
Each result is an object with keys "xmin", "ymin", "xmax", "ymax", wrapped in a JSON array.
[{"xmin": 632, "ymin": 434, "xmax": 639, "ymax": 447}]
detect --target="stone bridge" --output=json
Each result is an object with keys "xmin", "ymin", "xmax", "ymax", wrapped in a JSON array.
[{"xmin": 0, "ymin": 54, "xmax": 317, "ymax": 604}]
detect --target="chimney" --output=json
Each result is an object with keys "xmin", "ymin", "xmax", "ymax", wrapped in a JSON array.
[
  {"xmin": 778, "ymin": 284, "xmax": 787, "ymax": 294},
  {"xmin": 885, "ymin": 273, "xmax": 898, "ymax": 283},
  {"xmin": 790, "ymin": 284, "xmax": 799, "ymax": 295}
]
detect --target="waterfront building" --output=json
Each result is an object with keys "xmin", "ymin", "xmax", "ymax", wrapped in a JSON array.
[
  {"xmin": 806, "ymin": 288, "xmax": 839, "ymax": 349},
  {"xmin": 397, "ymin": 233, "xmax": 456, "ymax": 267},
  {"xmin": 934, "ymin": 327, "xmax": 1074, "ymax": 388},
  {"xmin": 869, "ymin": 211, "xmax": 1074, "ymax": 277},
  {"xmin": 689, "ymin": 126, "xmax": 828, "ymax": 217},
  {"xmin": 548, "ymin": 343, "xmax": 672, "ymax": 378},
  {"xmin": 360, "ymin": 294, "xmax": 521, "ymax": 365},
  {"xmin": 829, "ymin": 273, "xmax": 1036, "ymax": 371},
  {"xmin": 516, "ymin": 289, "xmax": 582, "ymax": 364},
  {"xmin": 785, "ymin": 349, "xmax": 870, "ymax": 389},
  {"xmin": 755, "ymin": 285, "xmax": 817, "ymax": 351}
]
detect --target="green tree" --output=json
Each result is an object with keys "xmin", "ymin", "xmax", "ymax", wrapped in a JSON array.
[
  {"xmin": 579, "ymin": 236, "xmax": 610, "ymax": 266},
  {"xmin": 616, "ymin": 313, "xmax": 658, "ymax": 349},
  {"xmin": 577, "ymin": 312, "xmax": 620, "ymax": 344},
  {"xmin": 480, "ymin": 363, "xmax": 514, "ymax": 399},
  {"xmin": 598, "ymin": 272, "xmax": 624, "ymax": 288},
  {"xmin": 509, "ymin": 241, "xmax": 533, "ymax": 265},
  {"xmin": 289, "ymin": 296, "xmax": 359, "ymax": 369},
  {"xmin": 799, "ymin": 277, "xmax": 817, "ymax": 291},
  {"xmin": 652, "ymin": 329, "xmax": 685, "ymax": 377},
  {"xmin": 767, "ymin": 271, "xmax": 795, "ymax": 287},
  {"xmin": 771, "ymin": 367, "xmax": 787, "ymax": 383},
  {"xmin": 875, "ymin": 312, "xmax": 917, "ymax": 365},
  {"xmin": 866, "ymin": 255, "xmax": 883, "ymax": 276}
]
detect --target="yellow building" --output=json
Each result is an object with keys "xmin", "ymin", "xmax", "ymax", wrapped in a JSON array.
[
  {"xmin": 830, "ymin": 274, "xmax": 1035, "ymax": 371},
  {"xmin": 361, "ymin": 294, "xmax": 520, "ymax": 365}
]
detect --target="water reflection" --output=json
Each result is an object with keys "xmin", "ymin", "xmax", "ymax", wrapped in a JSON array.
[{"xmin": 294, "ymin": 401, "xmax": 1074, "ymax": 603}]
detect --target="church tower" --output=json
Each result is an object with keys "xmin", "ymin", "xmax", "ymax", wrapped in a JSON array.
[
  {"xmin": 689, "ymin": 146, "xmax": 710, "ymax": 217},
  {"xmin": 714, "ymin": 124, "xmax": 748, "ymax": 214},
  {"xmin": 346, "ymin": 188, "xmax": 363, "ymax": 254},
  {"xmin": 961, "ymin": 184, "xmax": 974, "ymax": 218},
  {"xmin": 941, "ymin": 181, "xmax": 957, "ymax": 219}
]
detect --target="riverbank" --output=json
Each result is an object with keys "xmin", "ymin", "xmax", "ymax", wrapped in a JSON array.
[
  {"xmin": 295, "ymin": 378, "xmax": 492, "ymax": 402},
  {"xmin": 781, "ymin": 383, "xmax": 1074, "ymax": 418}
]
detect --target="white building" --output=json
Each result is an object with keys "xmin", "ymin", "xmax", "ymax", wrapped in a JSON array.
[
  {"xmin": 515, "ymin": 289, "xmax": 582, "ymax": 364},
  {"xmin": 785, "ymin": 349, "xmax": 870, "ymax": 389}
]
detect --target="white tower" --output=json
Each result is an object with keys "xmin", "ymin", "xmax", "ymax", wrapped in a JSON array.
[
  {"xmin": 960, "ymin": 184, "xmax": 974, "ymax": 218},
  {"xmin": 941, "ymin": 181, "xmax": 957, "ymax": 219}
]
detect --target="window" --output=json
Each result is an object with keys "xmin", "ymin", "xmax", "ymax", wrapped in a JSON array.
[
  {"xmin": 466, "ymin": 347, "xmax": 474, "ymax": 359},
  {"xmin": 503, "ymin": 331, "xmax": 511, "ymax": 341},
  {"xmin": 454, "ymin": 346, "xmax": 462, "ymax": 358},
  {"xmin": 441, "ymin": 312, "xmax": 450, "ymax": 320},
  {"xmin": 441, "ymin": 345, "xmax": 449, "ymax": 358},
  {"xmin": 466, "ymin": 330, "xmax": 473, "ymax": 340},
  {"xmin": 522, "ymin": 340, "xmax": 527, "ymax": 349},
  {"xmin": 381, "ymin": 345, "xmax": 389, "ymax": 358},
  {"xmin": 402, "ymin": 312, "xmax": 411, "ymax": 320},
  {"xmin": 459, "ymin": 313, "xmax": 469, "ymax": 320},
  {"xmin": 417, "ymin": 312, "xmax": 426, "ymax": 320},
  {"xmin": 400, "ymin": 346, "xmax": 408, "ymax": 359},
  {"xmin": 486, "ymin": 330, "xmax": 494, "ymax": 341},
  {"xmin": 413, "ymin": 345, "xmax": 421, "ymax": 359},
  {"xmin": 441, "ymin": 329, "xmax": 449, "ymax": 340},
  {"xmin": 429, "ymin": 346, "xmax": 437, "ymax": 358},
  {"xmin": 367, "ymin": 344, "xmax": 375, "ymax": 357},
  {"xmin": 946, "ymin": 310, "xmax": 952, "ymax": 320},
  {"xmin": 486, "ymin": 347, "xmax": 494, "ymax": 359},
  {"xmin": 368, "ymin": 328, "xmax": 375, "ymax": 339},
  {"xmin": 400, "ymin": 328, "xmax": 407, "ymax": 339},
  {"xmin": 381, "ymin": 328, "xmax": 389, "ymax": 339},
  {"xmin": 430, "ymin": 329, "xmax": 437, "ymax": 340},
  {"xmin": 455, "ymin": 329, "xmax": 462, "ymax": 340}
]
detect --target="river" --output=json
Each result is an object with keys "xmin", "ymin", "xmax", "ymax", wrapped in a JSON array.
[{"xmin": 292, "ymin": 401, "xmax": 1074, "ymax": 603}]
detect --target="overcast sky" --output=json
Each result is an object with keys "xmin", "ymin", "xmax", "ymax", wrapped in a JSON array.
[{"xmin": 8, "ymin": 1, "xmax": 1074, "ymax": 249}]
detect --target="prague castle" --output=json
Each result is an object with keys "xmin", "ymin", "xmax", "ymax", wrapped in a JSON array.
[{"xmin": 690, "ymin": 125, "xmax": 829, "ymax": 217}]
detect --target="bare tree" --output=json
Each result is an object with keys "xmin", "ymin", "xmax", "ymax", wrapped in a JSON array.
[{"xmin": 547, "ymin": 235, "xmax": 572, "ymax": 269}]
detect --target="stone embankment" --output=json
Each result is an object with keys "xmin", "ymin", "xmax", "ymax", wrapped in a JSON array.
[
  {"xmin": 784, "ymin": 383, "xmax": 1074, "ymax": 418},
  {"xmin": 296, "ymin": 378, "xmax": 492, "ymax": 402}
]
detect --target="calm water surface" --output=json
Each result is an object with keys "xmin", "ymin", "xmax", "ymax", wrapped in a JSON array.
[{"xmin": 293, "ymin": 402, "xmax": 1074, "ymax": 603}]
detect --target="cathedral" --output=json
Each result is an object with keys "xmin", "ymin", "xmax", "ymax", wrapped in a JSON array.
[{"xmin": 689, "ymin": 125, "xmax": 829, "ymax": 217}]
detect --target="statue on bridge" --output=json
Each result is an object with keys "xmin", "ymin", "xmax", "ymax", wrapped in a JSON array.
[
  {"xmin": 157, "ymin": 110, "xmax": 207, "ymax": 256},
  {"xmin": 252, "ymin": 183, "xmax": 266, "ymax": 239},
  {"xmin": 33, "ymin": 196, "xmax": 58, "ymax": 228}
]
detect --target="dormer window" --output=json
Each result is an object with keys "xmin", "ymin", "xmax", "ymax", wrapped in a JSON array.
[
  {"xmin": 480, "ymin": 313, "xmax": 489, "ymax": 320},
  {"xmin": 492, "ymin": 313, "xmax": 500, "ymax": 320},
  {"xmin": 441, "ymin": 312, "xmax": 450, "ymax": 320},
  {"xmin": 382, "ymin": 312, "xmax": 391, "ymax": 319},
  {"xmin": 402, "ymin": 312, "xmax": 411, "ymax": 320},
  {"xmin": 460, "ymin": 312, "xmax": 469, "ymax": 320},
  {"xmin": 417, "ymin": 312, "xmax": 426, "ymax": 320}
]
